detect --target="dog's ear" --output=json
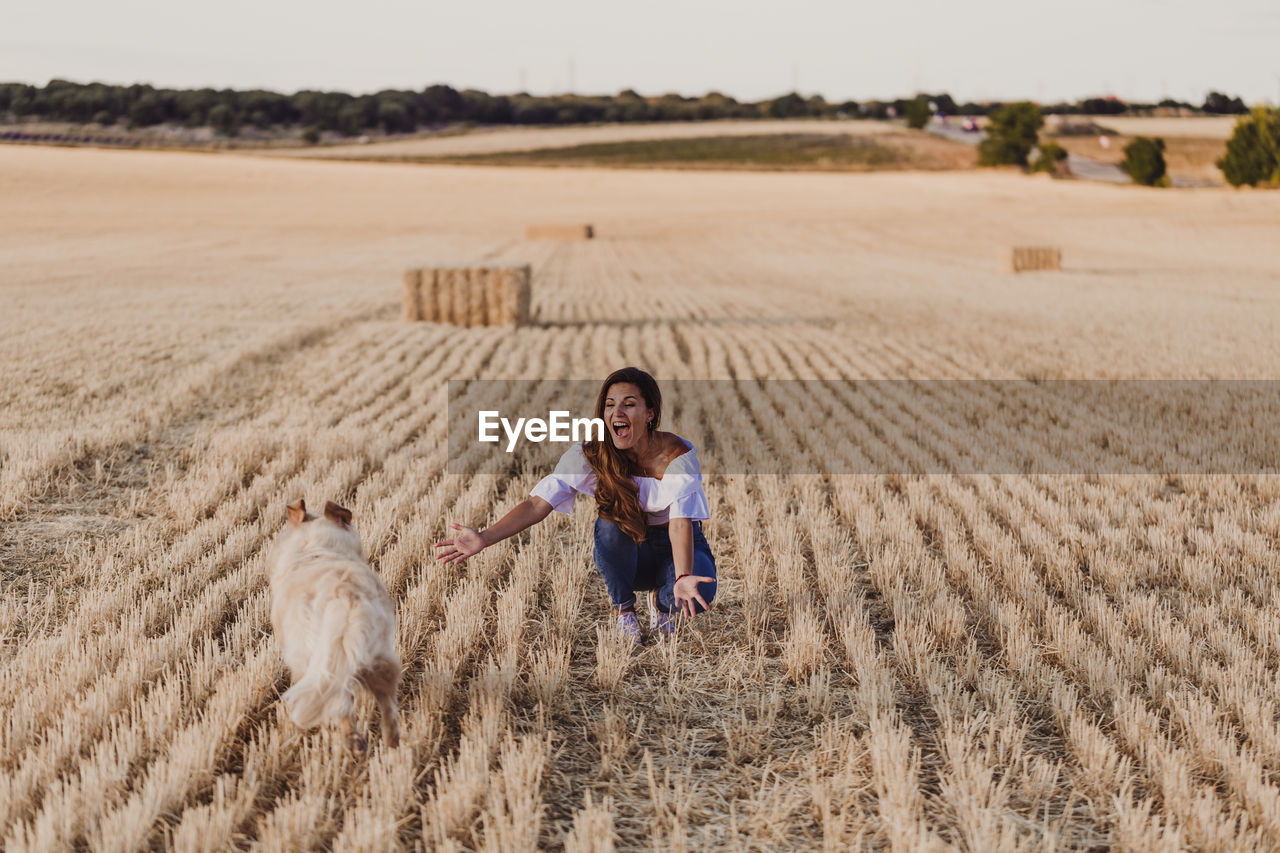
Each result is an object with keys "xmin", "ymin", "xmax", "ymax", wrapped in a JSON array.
[
  {"xmin": 287, "ymin": 499, "xmax": 306, "ymax": 527},
  {"xmin": 324, "ymin": 501, "xmax": 353, "ymax": 528}
]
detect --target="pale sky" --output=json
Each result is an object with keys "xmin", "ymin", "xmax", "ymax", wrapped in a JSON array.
[{"xmin": 3, "ymin": 0, "xmax": 1277, "ymax": 106}]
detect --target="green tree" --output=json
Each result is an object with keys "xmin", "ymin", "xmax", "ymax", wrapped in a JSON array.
[
  {"xmin": 1031, "ymin": 141, "xmax": 1069, "ymax": 174},
  {"xmin": 172, "ymin": 88, "xmax": 220, "ymax": 128},
  {"xmin": 904, "ymin": 96, "xmax": 931, "ymax": 130},
  {"xmin": 512, "ymin": 99, "xmax": 555, "ymax": 124},
  {"xmin": 1080, "ymin": 97, "xmax": 1126, "ymax": 115},
  {"xmin": 462, "ymin": 90, "xmax": 513, "ymax": 123},
  {"xmin": 662, "ymin": 94, "xmax": 700, "ymax": 121},
  {"xmin": 240, "ymin": 89, "xmax": 296, "ymax": 125},
  {"xmin": 1122, "ymin": 136, "xmax": 1168, "ymax": 186},
  {"xmin": 1203, "ymin": 91, "xmax": 1247, "ymax": 115},
  {"xmin": 294, "ymin": 90, "xmax": 344, "ymax": 130},
  {"xmin": 930, "ymin": 93, "xmax": 958, "ymax": 114},
  {"xmin": 978, "ymin": 101, "xmax": 1043, "ymax": 167},
  {"xmin": 421, "ymin": 84, "xmax": 463, "ymax": 123},
  {"xmin": 208, "ymin": 104, "xmax": 239, "ymax": 137},
  {"xmin": 1217, "ymin": 107, "xmax": 1280, "ymax": 187},
  {"xmin": 377, "ymin": 101, "xmax": 412, "ymax": 133},
  {"xmin": 127, "ymin": 93, "xmax": 165, "ymax": 127},
  {"xmin": 336, "ymin": 101, "xmax": 371, "ymax": 135},
  {"xmin": 767, "ymin": 92, "xmax": 807, "ymax": 118}
]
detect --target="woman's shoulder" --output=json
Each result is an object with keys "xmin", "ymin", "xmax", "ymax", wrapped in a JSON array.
[
  {"xmin": 656, "ymin": 432, "xmax": 700, "ymax": 474},
  {"xmin": 656, "ymin": 431, "xmax": 696, "ymax": 454}
]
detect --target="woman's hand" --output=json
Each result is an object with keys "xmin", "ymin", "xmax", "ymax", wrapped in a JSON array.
[
  {"xmin": 673, "ymin": 574, "xmax": 715, "ymax": 618},
  {"xmin": 435, "ymin": 522, "xmax": 486, "ymax": 564},
  {"xmin": 433, "ymin": 499, "xmax": 553, "ymax": 565}
]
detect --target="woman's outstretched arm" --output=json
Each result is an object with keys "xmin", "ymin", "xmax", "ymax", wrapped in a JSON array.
[
  {"xmin": 435, "ymin": 496, "xmax": 554, "ymax": 564},
  {"xmin": 669, "ymin": 518, "xmax": 713, "ymax": 617}
]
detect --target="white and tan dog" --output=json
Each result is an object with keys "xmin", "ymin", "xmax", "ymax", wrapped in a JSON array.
[{"xmin": 268, "ymin": 498, "xmax": 401, "ymax": 751}]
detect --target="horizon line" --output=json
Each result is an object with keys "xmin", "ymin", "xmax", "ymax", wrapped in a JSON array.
[{"xmin": 1, "ymin": 76, "xmax": 1266, "ymax": 109}]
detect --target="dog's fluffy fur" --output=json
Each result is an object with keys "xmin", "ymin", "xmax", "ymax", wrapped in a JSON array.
[{"xmin": 267, "ymin": 498, "xmax": 401, "ymax": 751}]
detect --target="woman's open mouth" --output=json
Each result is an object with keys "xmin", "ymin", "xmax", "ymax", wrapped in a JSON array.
[{"xmin": 612, "ymin": 420, "xmax": 631, "ymax": 440}]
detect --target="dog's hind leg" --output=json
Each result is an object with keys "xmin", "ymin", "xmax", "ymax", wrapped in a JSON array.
[
  {"xmin": 340, "ymin": 713, "xmax": 368, "ymax": 755},
  {"xmin": 360, "ymin": 656, "xmax": 402, "ymax": 748}
]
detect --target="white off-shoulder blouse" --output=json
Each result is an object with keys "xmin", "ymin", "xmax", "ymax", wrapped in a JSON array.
[{"xmin": 530, "ymin": 438, "xmax": 710, "ymax": 525}]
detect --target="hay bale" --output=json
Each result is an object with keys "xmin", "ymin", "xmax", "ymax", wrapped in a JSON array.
[
  {"xmin": 471, "ymin": 267, "xmax": 491, "ymax": 326},
  {"xmin": 457, "ymin": 269, "xmax": 480, "ymax": 327},
  {"xmin": 487, "ymin": 267, "xmax": 509, "ymax": 325},
  {"xmin": 447, "ymin": 268, "xmax": 465, "ymax": 327},
  {"xmin": 526, "ymin": 224, "xmax": 594, "ymax": 240},
  {"xmin": 401, "ymin": 269, "xmax": 423, "ymax": 321},
  {"xmin": 419, "ymin": 268, "xmax": 439, "ymax": 323},
  {"xmin": 1005, "ymin": 246, "xmax": 1062, "ymax": 273},
  {"xmin": 436, "ymin": 268, "xmax": 456, "ymax": 325},
  {"xmin": 466, "ymin": 268, "xmax": 489, "ymax": 328},
  {"xmin": 402, "ymin": 264, "xmax": 532, "ymax": 326},
  {"xmin": 504, "ymin": 265, "xmax": 532, "ymax": 326}
]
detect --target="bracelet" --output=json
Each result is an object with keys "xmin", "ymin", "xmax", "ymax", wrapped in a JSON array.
[{"xmin": 676, "ymin": 573, "xmax": 691, "ymax": 581}]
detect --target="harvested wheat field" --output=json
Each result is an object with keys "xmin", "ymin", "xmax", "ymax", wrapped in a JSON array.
[
  {"xmin": 1071, "ymin": 115, "xmax": 1241, "ymax": 140},
  {"xmin": 1051, "ymin": 133, "xmax": 1231, "ymax": 185},
  {"xmin": 266, "ymin": 119, "xmax": 896, "ymax": 160},
  {"xmin": 4, "ymin": 143, "xmax": 1280, "ymax": 851},
  {"xmin": 1047, "ymin": 115, "xmax": 1243, "ymax": 184}
]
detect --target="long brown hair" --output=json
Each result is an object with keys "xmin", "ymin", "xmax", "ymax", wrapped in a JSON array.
[{"xmin": 582, "ymin": 367, "xmax": 662, "ymax": 544}]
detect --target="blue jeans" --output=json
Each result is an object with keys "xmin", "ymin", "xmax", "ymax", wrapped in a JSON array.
[{"xmin": 593, "ymin": 517, "xmax": 717, "ymax": 615}]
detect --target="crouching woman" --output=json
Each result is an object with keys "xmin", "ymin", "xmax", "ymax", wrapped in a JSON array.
[{"xmin": 436, "ymin": 367, "xmax": 716, "ymax": 642}]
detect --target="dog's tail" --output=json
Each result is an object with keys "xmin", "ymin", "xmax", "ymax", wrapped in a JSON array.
[{"xmin": 281, "ymin": 596, "xmax": 361, "ymax": 730}]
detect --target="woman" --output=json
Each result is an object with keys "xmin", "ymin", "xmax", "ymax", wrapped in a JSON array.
[{"xmin": 435, "ymin": 367, "xmax": 717, "ymax": 643}]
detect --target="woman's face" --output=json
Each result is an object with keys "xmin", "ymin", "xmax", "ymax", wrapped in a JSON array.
[{"xmin": 602, "ymin": 382, "xmax": 652, "ymax": 451}]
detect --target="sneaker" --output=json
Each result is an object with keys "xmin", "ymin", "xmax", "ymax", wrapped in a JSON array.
[
  {"xmin": 655, "ymin": 611, "xmax": 679, "ymax": 635},
  {"xmin": 615, "ymin": 610, "xmax": 642, "ymax": 645},
  {"xmin": 649, "ymin": 591, "xmax": 678, "ymax": 636}
]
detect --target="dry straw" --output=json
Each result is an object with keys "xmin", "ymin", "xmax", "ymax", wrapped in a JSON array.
[
  {"xmin": 1004, "ymin": 246, "xmax": 1062, "ymax": 272},
  {"xmin": 14, "ymin": 160, "xmax": 1280, "ymax": 851},
  {"xmin": 403, "ymin": 265, "xmax": 531, "ymax": 326},
  {"xmin": 525, "ymin": 224, "xmax": 594, "ymax": 240},
  {"xmin": 502, "ymin": 266, "xmax": 532, "ymax": 326},
  {"xmin": 420, "ymin": 268, "xmax": 440, "ymax": 323},
  {"xmin": 450, "ymin": 268, "xmax": 470, "ymax": 328},
  {"xmin": 401, "ymin": 269, "xmax": 423, "ymax": 321},
  {"xmin": 436, "ymin": 268, "xmax": 455, "ymax": 324},
  {"xmin": 468, "ymin": 269, "xmax": 489, "ymax": 329}
]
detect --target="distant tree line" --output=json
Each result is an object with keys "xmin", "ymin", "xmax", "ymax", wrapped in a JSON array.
[
  {"xmin": 1035, "ymin": 92, "xmax": 1249, "ymax": 116},
  {"xmin": 0, "ymin": 80, "xmax": 953, "ymax": 134},
  {"xmin": 0, "ymin": 80, "xmax": 1257, "ymax": 139}
]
